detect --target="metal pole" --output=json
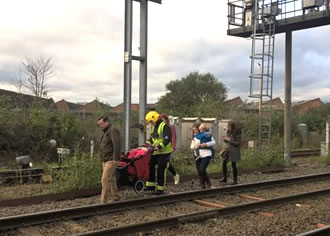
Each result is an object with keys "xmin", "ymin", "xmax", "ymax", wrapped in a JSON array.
[
  {"xmin": 325, "ymin": 122, "xmax": 330, "ymax": 156},
  {"xmin": 326, "ymin": 122, "xmax": 329, "ymax": 145},
  {"xmin": 124, "ymin": 0, "xmax": 133, "ymax": 152},
  {"xmin": 258, "ymin": 63, "xmax": 262, "ymax": 148},
  {"xmin": 138, "ymin": 0, "xmax": 148, "ymax": 146},
  {"xmin": 326, "ymin": 122, "xmax": 329, "ymax": 155},
  {"xmin": 284, "ymin": 31, "xmax": 292, "ymax": 162},
  {"xmin": 90, "ymin": 140, "xmax": 94, "ymax": 157}
]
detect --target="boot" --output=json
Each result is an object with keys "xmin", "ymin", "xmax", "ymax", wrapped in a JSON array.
[
  {"xmin": 205, "ymin": 175, "xmax": 212, "ymax": 189},
  {"xmin": 232, "ymin": 164, "xmax": 238, "ymax": 185},
  {"xmin": 220, "ymin": 178, "xmax": 227, "ymax": 183},
  {"xmin": 199, "ymin": 176, "xmax": 206, "ymax": 189},
  {"xmin": 221, "ymin": 162, "xmax": 228, "ymax": 183}
]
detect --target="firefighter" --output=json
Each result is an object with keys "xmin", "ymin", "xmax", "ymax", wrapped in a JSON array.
[{"xmin": 145, "ymin": 111, "xmax": 172, "ymax": 195}]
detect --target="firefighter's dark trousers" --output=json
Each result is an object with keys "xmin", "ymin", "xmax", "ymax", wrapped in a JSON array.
[{"xmin": 148, "ymin": 153, "xmax": 170, "ymax": 191}]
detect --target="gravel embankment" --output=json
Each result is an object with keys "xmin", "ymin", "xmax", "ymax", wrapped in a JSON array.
[
  {"xmin": 160, "ymin": 195, "xmax": 330, "ymax": 236},
  {"xmin": 0, "ymin": 156, "xmax": 329, "ymax": 236}
]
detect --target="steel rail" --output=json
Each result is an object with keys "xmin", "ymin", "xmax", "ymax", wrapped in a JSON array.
[
  {"xmin": 296, "ymin": 226, "xmax": 330, "ymax": 236},
  {"xmin": 0, "ymin": 166, "xmax": 64, "ymax": 184},
  {"xmin": 291, "ymin": 149, "xmax": 320, "ymax": 157},
  {"xmin": 1, "ymin": 172, "xmax": 330, "ymax": 232},
  {"xmin": 0, "ymin": 187, "xmax": 100, "ymax": 207},
  {"xmin": 73, "ymin": 188, "xmax": 330, "ymax": 236}
]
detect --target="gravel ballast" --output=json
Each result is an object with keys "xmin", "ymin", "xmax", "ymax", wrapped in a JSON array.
[{"xmin": 0, "ymin": 156, "xmax": 329, "ymax": 236}]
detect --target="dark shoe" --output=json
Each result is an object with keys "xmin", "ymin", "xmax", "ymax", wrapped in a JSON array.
[
  {"xmin": 220, "ymin": 178, "xmax": 227, "ymax": 183},
  {"xmin": 145, "ymin": 186, "xmax": 155, "ymax": 191},
  {"xmin": 205, "ymin": 175, "xmax": 212, "ymax": 189},
  {"xmin": 231, "ymin": 181, "xmax": 238, "ymax": 185},
  {"xmin": 152, "ymin": 190, "xmax": 164, "ymax": 195},
  {"xmin": 199, "ymin": 176, "xmax": 206, "ymax": 189}
]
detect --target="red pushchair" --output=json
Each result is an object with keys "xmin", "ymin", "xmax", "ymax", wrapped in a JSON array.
[{"xmin": 116, "ymin": 147, "xmax": 151, "ymax": 193}]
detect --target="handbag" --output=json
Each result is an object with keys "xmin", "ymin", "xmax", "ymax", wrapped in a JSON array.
[{"xmin": 219, "ymin": 148, "xmax": 229, "ymax": 158}]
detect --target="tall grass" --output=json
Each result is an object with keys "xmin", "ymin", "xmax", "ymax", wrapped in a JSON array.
[
  {"xmin": 239, "ymin": 148, "xmax": 287, "ymax": 170},
  {"xmin": 171, "ymin": 148, "xmax": 286, "ymax": 176},
  {"xmin": 50, "ymin": 153, "xmax": 101, "ymax": 192},
  {"xmin": 48, "ymin": 148, "xmax": 286, "ymax": 193}
]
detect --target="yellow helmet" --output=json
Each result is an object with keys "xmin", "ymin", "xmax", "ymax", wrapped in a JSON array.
[{"xmin": 145, "ymin": 111, "xmax": 159, "ymax": 123}]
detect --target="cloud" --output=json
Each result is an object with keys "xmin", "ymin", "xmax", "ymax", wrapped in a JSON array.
[{"xmin": 0, "ymin": 0, "xmax": 329, "ymax": 107}]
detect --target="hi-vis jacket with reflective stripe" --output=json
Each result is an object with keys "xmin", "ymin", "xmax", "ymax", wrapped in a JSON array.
[{"xmin": 147, "ymin": 119, "xmax": 172, "ymax": 155}]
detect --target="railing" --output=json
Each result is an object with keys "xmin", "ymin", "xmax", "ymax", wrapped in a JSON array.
[{"xmin": 228, "ymin": 0, "xmax": 330, "ymax": 31}]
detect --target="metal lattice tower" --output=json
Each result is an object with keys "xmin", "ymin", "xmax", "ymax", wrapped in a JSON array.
[
  {"xmin": 248, "ymin": 0, "xmax": 278, "ymax": 146},
  {"xmin": 228, "ymin": 0, "xmax": 330, "ymax": 160}
]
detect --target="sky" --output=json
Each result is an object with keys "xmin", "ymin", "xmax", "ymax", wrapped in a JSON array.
[{"xmin": 0, "ymin": 0, "xmax": 329, "ymax": 106}]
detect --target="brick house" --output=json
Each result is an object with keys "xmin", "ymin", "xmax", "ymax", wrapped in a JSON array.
[
  {"xmin": 55, "ymin": 99, "xmax": 82, "ymax": 112},
  {"xmin": 224, "ymin": 97, "xmax": 244, "ymax": 106},
  {"xmin": 293, "ymin": 98, "xmax": 322, "ymax": 115},
  {"xmin": 0, "ymin": 88, "xmax": 56, "ymax": 110},
  {"xmin": 112, "ymin": 103, "xmax": 156, "ymax": 113},
  {"xmin": 56, "ymin": 99, "xmax": 112, "ymax": 115},
  {"xmin": 263, "ymin": 97, "xmax": 284, "ymax": 111}
]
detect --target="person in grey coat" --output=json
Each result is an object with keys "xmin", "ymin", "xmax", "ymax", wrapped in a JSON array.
[{"xmin": 220, "ymin": 121, "xmax": 242, "ymax": 185}]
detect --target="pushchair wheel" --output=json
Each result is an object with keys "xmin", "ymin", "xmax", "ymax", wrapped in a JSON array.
[{"xmin": 134, "ymin": 179, "xmax": 145, "ymax": 194}]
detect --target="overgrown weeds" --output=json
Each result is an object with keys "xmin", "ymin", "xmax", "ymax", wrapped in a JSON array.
[
  {"xmin": 171, "ymin": 148, "xmax": 286, "ymax": 176},
  {"xmin": 47, "ymin": 148, "xmax": 285, "ymax": 193},
  {"xmin": 239, "ymin": 148, "xmax": 287, "ymax": 170},
  {"xmin": 50, "ymin": 153, "xmax": 101, "ymax": 192}
]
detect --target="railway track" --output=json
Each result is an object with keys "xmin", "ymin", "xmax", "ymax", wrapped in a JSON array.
[
  {"xmin": 291, "ymin": 149, "xmax": 321, "ymax": 158},
  {"xmin": 0, "ymin": 149, "xmax": 320, "ymax": 186},
  {"xmin": 0, "ymin": 166, "xmax": 63, "ymax": 185},
  {"xmin": 297, "ymin": 226, "xmax": 330, "ymax": 236},
  {"xmin": 1, "ymin": 172, "xmax": 330, "ymax": 235},
  {"xmin": 72, "ymin": 188, "xmax": 330, "ymax": 236},
  {"xmin": 0, "ymin": 168, "xmax": 44, "ymax": 184}
]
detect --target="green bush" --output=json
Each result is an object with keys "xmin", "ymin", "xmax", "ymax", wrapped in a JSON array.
[
  {"xmin": 170, "ymin": 148, "xmax": 286, "ymax": 176},
  {"xmin": 321, "ymin": 150, "xmax": 330, "ymax": 166},
  {"xmin": 240, "ymin": 148, "xmax": 287, "ymax": 170},
  {"xmin": 170, "ymin": 150, "xmax": 199, "ymax": 175},
  {"xmin": 50, "ymin": 153, "xmax": 101, "ymax": 192}
]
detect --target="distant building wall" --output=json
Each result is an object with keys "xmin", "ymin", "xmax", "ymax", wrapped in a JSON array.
[{"xmin": 294, "ymin": 98, "xmax": 322, "ymax": 115}]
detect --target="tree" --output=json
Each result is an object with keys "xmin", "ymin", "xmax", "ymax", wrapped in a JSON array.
[
  {"xmin": 156, "ymin": 72, "xmax": 228, "ymax": 117},
  {"xmin": 21, "ymin": 56, "xmax": 54, "ymax": 97}
]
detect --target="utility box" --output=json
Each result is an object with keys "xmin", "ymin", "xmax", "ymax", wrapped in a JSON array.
[
  {"xmin": 16, "ymin": 156, "xmax": 32, "ymax": 169},
  {"xmin": 321, "ymin": 142, "xmax": 330, "ymax": 157},
  {"xmin": 302, "ymin": 0, "xmax": 325, "ymax": 8},
  {"xmin": 245, "ymin": 9, "xmax": 253, "ymax": 26},
  {"xmin": 217, "ymin": 119, "xmax": 232, "ymax": 150},
  {"xmin": 297, "ymin": 123, "xmax": 308, "ymax": 147},
  {"xmin": 261, "ymin": 2, "xmax": 282, "ymax": 17},
  {"xmin": 181, "ymin": 118, "xmax": 199, "ymax": 150},
  {"xmin": 169, "ymin": 116, "xmax": 182, "ymax": 150}
]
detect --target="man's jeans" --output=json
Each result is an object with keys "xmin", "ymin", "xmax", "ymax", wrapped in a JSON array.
[{"xmin": 101, "ymin": 161, "xmax": 120, "ymax": 203}]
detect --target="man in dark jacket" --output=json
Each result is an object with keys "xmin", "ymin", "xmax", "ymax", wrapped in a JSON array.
[{"xmin": 98, "ymin": 115, "xmax": 121, "ymax": 203}]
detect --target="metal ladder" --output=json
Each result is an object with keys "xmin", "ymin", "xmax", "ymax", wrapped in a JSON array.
[{"xmin": 249, "ymin": 0, "xmax": 277, "ymax": 146}]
